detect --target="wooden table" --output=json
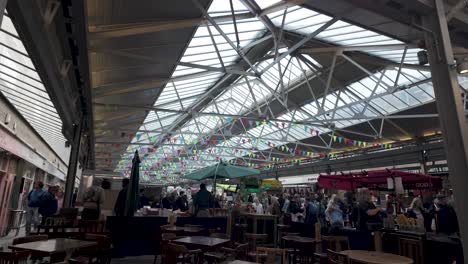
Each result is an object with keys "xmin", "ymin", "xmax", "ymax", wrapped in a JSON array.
[
  {"xmin": 9, "ymin": 238, "xmax": 97, "ymax": 261},
  {"xmin": 341, "ymin": 250, "xmax": 413, "ymax": 264},
  {"xmin": 228, "ymin": 260, "xmax": 257, "ymax": 264},
  {"xmin": 162, "ymin": 226, "xmax": 206, "ymax": 235},
  {"xmin": 282, "ymin": 236, "xmax": 316, "ymax": 243},
  {"xmin": 173, "ymin": 236, "xmax": 230, "ymax": 251}
]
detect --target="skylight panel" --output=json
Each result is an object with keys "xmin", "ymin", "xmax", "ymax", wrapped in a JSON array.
[{"xmin": 0, "ymin": 14, "xmax": 69, "ymax": 162}]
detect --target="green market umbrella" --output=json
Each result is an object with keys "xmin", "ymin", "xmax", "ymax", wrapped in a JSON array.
[
  {"xmin": 125, "ymin": 150, "xmax": 140, "ymax": 216},
  {"xmin": 183, "ymin": 162, "xmax": 260, "ymax": 191}
]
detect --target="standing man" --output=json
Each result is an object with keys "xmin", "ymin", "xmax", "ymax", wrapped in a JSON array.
[
  {"xmin": 193, "ymin": 183, "xmax": 212, "ymax": 217},
  {"xmin": 26, "ymin": 181, "xmax": 45, "ymax": 235},
  {"xmin": 39, "ymin": 186, "xmax": 58, "ymax": 223},
  {"xmin": 114, "ymin": 178, "xmax": 130, "ymax": 216},
  {"xmin": 176, "ymin": 191, "xmax": 189, "ymax": 212}
]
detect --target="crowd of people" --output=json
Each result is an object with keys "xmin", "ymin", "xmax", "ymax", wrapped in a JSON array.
[
  {"xmin": 263, "ymin": 188, "xmax": 460, "ymax": 235},
  {"xmin": 25, "ymin": 181, "xmax": 65, "ymax": 235},
  {"xmin": 26, "ymin": 178, "xmax": 459, "ymax": 238}
]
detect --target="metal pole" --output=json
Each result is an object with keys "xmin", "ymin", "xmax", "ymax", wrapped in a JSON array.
[
  {"xmin": 63, "ymin": 118, "xmax": 83, "ymax": 208},
  {"xmin": 0, "ymin": 0, "xmax": 6, "ymax": 26},
  {"xmin": 423, "ymin": 0, "xmax": 468, "ymax": 261}
]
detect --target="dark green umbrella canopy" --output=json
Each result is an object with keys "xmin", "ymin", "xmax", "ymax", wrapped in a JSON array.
[
  {"xmin": 125, "ymin": 150, "xmax": 140, "ymax": 216},
  {"xmin": 182, "ymin": 162, "xmax": 260, "ymax": 180}
]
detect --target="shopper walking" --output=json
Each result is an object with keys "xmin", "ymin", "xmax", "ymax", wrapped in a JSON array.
[
  {"xmin": 25, "ymin": 181, "xmax": 46, "ymax": 235},
  {"xmin": 81, "ymin": 178, "xmax": 105, "ymax": 220}
]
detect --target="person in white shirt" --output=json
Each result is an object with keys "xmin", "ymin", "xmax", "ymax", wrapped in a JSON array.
[
  {"xmin": 282, "ymin": 193, "xmax": 290, "ymax": 213},
  {"xmin": 253, "ymin": 197, "xmax": 264, "ymax": 214}
]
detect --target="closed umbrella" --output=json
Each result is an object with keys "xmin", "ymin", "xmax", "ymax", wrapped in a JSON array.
[{"xmin": 125, "ymin": 150, "xmax": 140, "ymax": 216}]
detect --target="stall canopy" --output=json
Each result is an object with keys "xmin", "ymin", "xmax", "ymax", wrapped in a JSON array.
[
  {"xmin": 182, "ymin": 162, "xmax": 260, "ymax": 181},
  {"xmin": 318, "ymin": 169, "xmax": 442, "ymax": 191}
]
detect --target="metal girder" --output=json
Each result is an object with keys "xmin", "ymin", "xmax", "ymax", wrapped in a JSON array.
[
  {"xmin": 88, "ymin": 0, "xmax": 307, "ymax": 40},
  {"xmin": 89, "ymin": 13, "xmax": 255, "ymax": 39},
  {"xmin": 262, "ymin": 140, "xmax": 446, "ymax": 178},
  {"xmin": 422, "ymin": 1, "xmax": 468, "ymax": 262},
  {"xmin": 63, "ymin": 119, "xmax": 82, "ymax": 208},
  {"xmin": 0, "ymin": 0, "xmax": 6, "ymax": 26},
  {"xmin": 446, "ymin": 0, "xmax": 468, "ymax": 21},
  {"xmin": 300, "ymin": 44, "xmax": 417, "ymax": 54},
  {"xmin": 93, "ymin": 103, "xmax": 438, "ymax": 123},
  {"xmin": 97, "ymin": 49, "xmax": 256, "ymax": 76}
]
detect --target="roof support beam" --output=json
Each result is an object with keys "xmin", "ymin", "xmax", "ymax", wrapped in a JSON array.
[
  {"xmin": 422, "ymin": 1, "xmax": 468, "ymax": 262},
  {"xmin": 0, "ymin": 0, "xmax": 6, "ymax": 27},
  {"xmin": 88, "ymin": 13, "xmax": 255, "ymax": 40},
  {"xmin": 89, "ymin": 1, "xmax": 307, "ymax": 40}
]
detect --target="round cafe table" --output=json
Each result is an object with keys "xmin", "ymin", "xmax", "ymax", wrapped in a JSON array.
[{"xmin": 341, "ymin": 250, "xmax": 413, "ymax": 264}]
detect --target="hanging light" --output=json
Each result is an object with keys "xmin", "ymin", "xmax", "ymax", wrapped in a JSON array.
[
  {"xmin": 417, "ymin": 50, "xmax": 428, "ymax": 65},
  {"xmin": 457, "ymin": 60, "xmax": 468, "ymax": 75}
]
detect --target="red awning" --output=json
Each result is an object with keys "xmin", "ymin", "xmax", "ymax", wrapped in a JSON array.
[{"xmin": 317, "ymin": 169, "xmax": 442, "ymax": 191}]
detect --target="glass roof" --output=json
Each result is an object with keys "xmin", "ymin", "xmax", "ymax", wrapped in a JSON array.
[
  {"xmin": 114, "ymin": 1, "xmax": 442, "ymax": 184},
  {"xmin": 0, "ymin": 13, "xmax": 70, "ymax": 161}
]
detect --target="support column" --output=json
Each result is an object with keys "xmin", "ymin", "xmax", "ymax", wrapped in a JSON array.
[
  {"xmin": 422, "ymin": 0, "xmax": 468, "ymax": 261},
  {"xmin": 0, "ymin": 0, "xmax": 6, "ymax": 26},
  {"xmin": 63, "ymin": 119, "xmax": 83, "ymax": 208}
]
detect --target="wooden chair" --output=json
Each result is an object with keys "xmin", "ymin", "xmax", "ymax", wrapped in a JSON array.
[
  {"xmin": 72, "ymin": 234, "xmax": 112, "ymax": 264},
  {"xmin": 78, "ymin": 220, "xmax": 107, "ymax": 234},
  {"xmin": 0, "ymin": 251, "xmax": 30, "ymax": 264},
  {"xmin": 256, "ymin": 247, "xmax": 287, "ymax": 264},
  {"xmin": 398, "ymin": 237, "xmax": 424, "ymax": 264},
  {"xmin": 166, "ymin": 243, "xmax": 202, "ymax": 264},
  {"xmin": 245, "ymin": 233, "xmax": 268, "ymax": 261},
  {"xmin": 210, "ymin": 233, "xmax": 230, "ymax": 239},
  {"xmin": 287, "ymin": 240, "xmax": 317, "ymax": 264},
  {"xmin": 155, "ymin": 232, "xmax": 185, "ymax": 264},
  {"xmin": 327, "ymin": 249, "xmax": 349, "ymax": 264},
  {"xmin": 233, "ymin": 223, "xmax": 248, "ymax": 243},
  {"xmin": 205, "ymin": 243, "xmax": 249, "ymax": 264},
  {"xmin": 315, "ymin": 236, "xmax": 350, "ymax": 263},
  {"xmin": 58, "ymin": 208, "xmax": 79, "ymax": 223}
]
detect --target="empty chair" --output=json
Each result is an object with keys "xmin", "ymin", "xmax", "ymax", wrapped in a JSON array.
[
  {"xmin": 256, "ymin": 247, "xmax": 287, "ymax": 264},
  {"xmin": 205, "ymin": 243, "xmax": 249, "ymax": 264},
  {"xmin": 316, "ymin": 236, "xmax": 350, "ymax": 263},
  {"xmin": 155, "ymin": 232, "xmax": 185, "ymax": 264},
  {"xmin": 72, "ymin": 233, "xmax": 112, "ymax": 264},
  {"xmin": 245, "ymin": 233, "xmax": 268, "ymax": 260},
  {"xmin": 322, "ymin": 236, "xmax": 350, "ymax": 252},
  {"xmin": 166, "ymin": 243, "xmax": 202, "ymax": 264},
  {"xmin": 398, "ymin": 237, "xmax": 424, "ymax": 264},
  {"xmin": 327, "ymin": 249, "xmax": 349, "ymax": 264},
  {"xmin": 0, "ymin": 251, "xmax": 30, "ymax": 264},
  {"xmin": 78, "ymin": 220, "xmax": 106, "ymax": 234},
  {"xmin": 286, "ymin": 239, "xmax": 317, "ymax": 264}
]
